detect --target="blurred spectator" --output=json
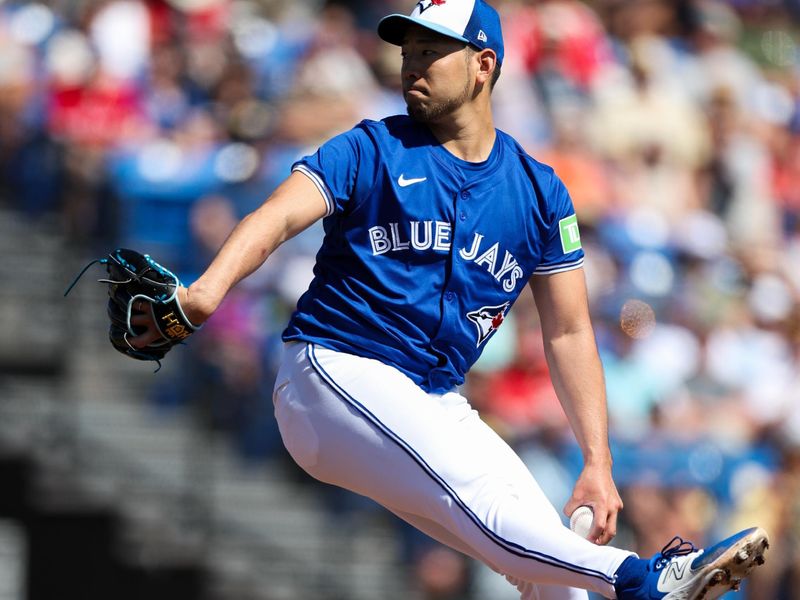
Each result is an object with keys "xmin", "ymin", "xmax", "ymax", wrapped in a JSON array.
[
  {"xmin": 473, "ymin": 313, "xmax": 569, "ymax": 444},
  {"xmin": 412, "ymin": 544, "xmax": 473, "ymax": 600},
  {"xmin": 536, "ymin": 102, "xmax": 615, "ymax": 224},
  {"xmin": 588, "ymin": 36, "xmax": 711, "ymax": 223}
]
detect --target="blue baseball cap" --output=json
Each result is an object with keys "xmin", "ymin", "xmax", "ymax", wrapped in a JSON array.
[{"xmin": 378, "ymin": 0, "xmax": 504, "ymax": 66}]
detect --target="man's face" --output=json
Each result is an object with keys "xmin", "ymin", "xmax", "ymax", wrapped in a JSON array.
[{"xmin": 400, "ymin": 25, "xmax": 473, "ymax": 124}]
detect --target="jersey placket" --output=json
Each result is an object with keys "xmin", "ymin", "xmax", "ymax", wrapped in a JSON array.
[{"xmin": 425, "ymin": 184, "xmax": 472, "ymax": 392}]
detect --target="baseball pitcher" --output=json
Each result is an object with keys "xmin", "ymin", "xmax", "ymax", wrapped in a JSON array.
[{"xmin": 94, "ymin": 2, "xmax": 768, "ymax": 599}]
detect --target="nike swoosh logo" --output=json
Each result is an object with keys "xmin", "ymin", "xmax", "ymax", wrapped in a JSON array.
[{"xmin": 398, "ymin": 174, "xmax": 427, "ymax": 187}]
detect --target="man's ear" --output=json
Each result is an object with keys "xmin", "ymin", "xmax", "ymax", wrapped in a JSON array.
[{"xmin": 475, "ymin": 48, "xmax": 497, "ymax": 88}]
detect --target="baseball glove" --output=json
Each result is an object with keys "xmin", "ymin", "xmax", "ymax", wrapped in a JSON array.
[{"xmin": 65, "ymin": 248, "xmax": 200, "ymax": 368}]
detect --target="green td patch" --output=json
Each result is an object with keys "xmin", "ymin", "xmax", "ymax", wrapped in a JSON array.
[{"xmin": 559, "ymin": 215, "xmax": 582, "ymax": 253}]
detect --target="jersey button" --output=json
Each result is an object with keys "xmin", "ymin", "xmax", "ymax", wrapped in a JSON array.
[
  {"xmin": 445, "ymin": 291, "xmax": 455, "ymax": 301},
  {"xmin": 459, "ymin": 212, "xmax": 466, "ymax": 221},
  {"xmin": 461, "ymin": 190, "xmax": 470, "ymax": 199}
]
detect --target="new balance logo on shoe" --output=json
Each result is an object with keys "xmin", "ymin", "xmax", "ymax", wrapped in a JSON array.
[{"xmin": 661, "ymin": 557, "xmax": 689, "ymax": 586}]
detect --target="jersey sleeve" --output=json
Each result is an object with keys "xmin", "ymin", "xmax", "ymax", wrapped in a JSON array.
[
  {"xmin": 291, "ymin": 122, "xmax": 376, "ymax": 217},
  {"xmin": 533, "ymin": 176, "xmax": 585, "ymax": 276}
]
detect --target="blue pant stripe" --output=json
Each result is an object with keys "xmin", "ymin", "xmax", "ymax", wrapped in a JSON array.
[{"xmin": 305, "ymin": 343, "xmax": 613, "ymax": 585}]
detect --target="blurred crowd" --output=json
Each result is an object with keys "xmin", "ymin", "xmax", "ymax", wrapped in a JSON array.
[{"xmin": 2, "ymin": 0, "xmax": 800, "ymax": 597}]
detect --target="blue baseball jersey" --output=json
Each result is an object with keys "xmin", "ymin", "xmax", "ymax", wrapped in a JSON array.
[{"xmin": 282, "ymin": 115, "xmax": 584, "ymax": 394}]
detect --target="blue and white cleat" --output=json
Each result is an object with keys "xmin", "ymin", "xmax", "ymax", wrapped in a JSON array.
[{"xmin": 614, "ymin": 527, "xmax": 769, "ymax": 599}]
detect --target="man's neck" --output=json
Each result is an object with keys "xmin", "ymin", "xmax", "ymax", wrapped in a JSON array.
[{"xmin": 427, "ymin": 103, "xmax": 496, "ymax": 163}]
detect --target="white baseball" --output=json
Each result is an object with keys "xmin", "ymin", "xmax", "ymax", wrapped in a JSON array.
[{"xmin": 569, "ymin": 506, "xmax": 594, "ymax": 539}]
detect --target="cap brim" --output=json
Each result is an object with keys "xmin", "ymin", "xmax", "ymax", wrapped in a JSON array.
[{"xmin": 378, "ymin": 14, "xmax": 470, "ymax": 47}]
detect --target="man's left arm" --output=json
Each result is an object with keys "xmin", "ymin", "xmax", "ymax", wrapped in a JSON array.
[{"xmin": 528, "ymin": 268, "xmax": 622, "ymax": 545}]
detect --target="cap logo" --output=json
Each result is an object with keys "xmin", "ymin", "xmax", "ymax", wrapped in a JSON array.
[
  {"xmin": 477, "ymin": 30, "xmax": 487, "ymax": 42},
  {"xmin": 417, "ymin": 0, "xmax": 446, "ymax": 14}
]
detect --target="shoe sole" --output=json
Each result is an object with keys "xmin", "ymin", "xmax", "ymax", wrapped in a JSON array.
[{"xmin": 665, "ymin": 527, "xmax": 770, "ymax": 600}]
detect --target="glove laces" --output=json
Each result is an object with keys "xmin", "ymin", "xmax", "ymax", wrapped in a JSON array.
[
  {"xmin": 651, "ymin": 536, "xmax": 697, "ymax": 571},
  {"xmin": 63, "ymin": 258, "xmax": 109, "ymax": 297}
]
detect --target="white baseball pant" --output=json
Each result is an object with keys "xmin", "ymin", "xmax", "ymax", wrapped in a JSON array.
[{"xmin": 272, "ymin": 342, "xmax": 633, "ymax": 599}]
